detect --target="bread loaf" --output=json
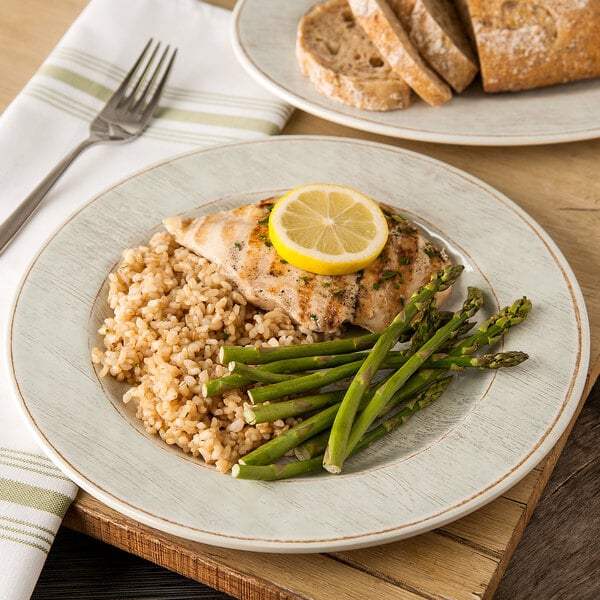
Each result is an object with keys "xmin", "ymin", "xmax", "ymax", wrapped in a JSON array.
[
  {"xmin": 348, "ymin": 0, "xmax": 453, "ymax": 105},
  {"xmin": 463, "ymin": 0, "xmax": 600, "ymax": 92},
  {"xmin": 388, "ymin": 0, "xmax": 479, "ymax": 92},
  {"xmin": 296, "ymin": 0, "xmax": 411, "ymax": 110}
]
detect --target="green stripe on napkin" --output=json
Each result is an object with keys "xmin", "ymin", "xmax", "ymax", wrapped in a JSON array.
[
  {"xmin": 0, "ymin": 478, "xmax": 72, "ymax": 518},
  {"xmin": 52, "ymin": 46, "xmax": 289, "ymax": 117},
  {"xmin": 157, "ymin": 106, "xmax": 280, "ymax": 135},
  {"xmin": 0, "ymin": 516, "xmax": 54, "ymax": 553},
  {"xmin": 37, "ymin": 63, "xmax": 284, "ymax": 135},
  {"xmin": 39, "ymin": 64, "xmax": 113, "ymax": 102}
]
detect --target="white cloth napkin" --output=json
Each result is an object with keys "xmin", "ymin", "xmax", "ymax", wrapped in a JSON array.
[{"xmin": 0, "ymin": 1, "xmax": 291, "ymax": 597}]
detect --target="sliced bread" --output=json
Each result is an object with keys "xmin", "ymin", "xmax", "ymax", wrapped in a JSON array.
[
  {"xmin": 348, "ymin": 0, "xmax": 452, "ymax": 105},
  {"xmin": 463, "ymin": 0, "xmax": 600, "ymax": 92},
  {"xmin": 296, "ymin": 0, "xmax": 411, "ymax": 111},
  {"xmin": 388, "ymin": 0, "xmax": 479, "ymax": 92}
]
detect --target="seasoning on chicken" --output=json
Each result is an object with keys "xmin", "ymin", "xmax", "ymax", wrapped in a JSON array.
[{"xmin": 163, "ymin": 198, "xmax": 451, "ymax": 333}]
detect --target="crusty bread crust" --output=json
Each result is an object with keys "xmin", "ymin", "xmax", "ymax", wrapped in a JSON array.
[
  {"xmin": 296, "ymin": 0, "xmax": 411, "ymax": 110},
  {"xmin": 348, "ymin": 0, "xmax": 453, "ymax": 105},
  {"xmin": 464, "ymin": 0, "xmax": 600, "ymax": 92},
  {"xmin": 388, "ymin": 0, "xmax": 478, "ymax": 92}
]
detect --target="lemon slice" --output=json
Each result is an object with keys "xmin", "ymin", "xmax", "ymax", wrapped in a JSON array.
[{"xmin": 268, "ymin": 183, "xmax": 389, "ymax": 275}]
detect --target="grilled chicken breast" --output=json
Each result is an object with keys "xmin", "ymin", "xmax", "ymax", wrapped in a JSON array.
[{"xmin": 163, "ymin": 198, "xmax": 451, "ymax": 333}]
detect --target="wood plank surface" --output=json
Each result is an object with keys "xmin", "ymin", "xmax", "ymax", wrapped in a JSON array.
[{"xmin": 2, "ymin": 0, "xmax": 599, "ymax": 599}]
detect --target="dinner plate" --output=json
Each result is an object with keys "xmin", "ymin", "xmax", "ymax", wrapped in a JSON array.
[
  {"xmin": 9, "ymin": 136, "xmax": 589, "ymax": 552},
  {"xmin": 231, "ymin": 0, "xmax": 600, "ymax": 146}
]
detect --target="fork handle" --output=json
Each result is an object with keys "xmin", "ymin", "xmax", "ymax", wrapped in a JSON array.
[{"xmin": 0, "ymin": 137, "xmax": 99, "ymax": 254}]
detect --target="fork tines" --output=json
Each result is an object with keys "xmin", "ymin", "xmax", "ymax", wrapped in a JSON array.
[{"xmin": 113, "ymin": 39, "xmax": 177, "ymax": 115}]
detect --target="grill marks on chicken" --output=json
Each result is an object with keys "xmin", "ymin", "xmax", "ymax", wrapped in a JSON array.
[{"xmin": 163, "ymin": 198, "xmax": 451, "ymax": 333}]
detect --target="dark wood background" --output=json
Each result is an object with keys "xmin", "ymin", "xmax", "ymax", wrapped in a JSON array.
[{"xmin": 32, "ymin": 378, "xmax": 599, "ymax": 599}]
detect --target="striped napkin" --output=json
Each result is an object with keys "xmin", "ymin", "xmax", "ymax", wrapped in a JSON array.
[{"xmin": 0, "ymin": 0, "xmax": 291, "ymax": 597}]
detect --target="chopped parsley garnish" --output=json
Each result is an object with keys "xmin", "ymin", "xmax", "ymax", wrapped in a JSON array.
[
  {"xmin": 382, "ymin": 208, "xmax": 408, "ymax": 224},
  {"xmin": 423, "ymin": 243, "xmax": 439, "ymax": 259},
  {"xmin": 234, "ymin": 241, "xmax": 242, "ymax": 251}
]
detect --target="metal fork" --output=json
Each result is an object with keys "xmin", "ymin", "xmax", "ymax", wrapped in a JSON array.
[{"xmin": 0, "ymin": 39, "xmax": 177, "ymax": 254}]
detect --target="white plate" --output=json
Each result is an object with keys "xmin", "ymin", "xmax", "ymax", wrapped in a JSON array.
[
  {"xmin": 231, "ymin": 0, "xmax": 600, "ymax": 146},
  {"xmin": 9, "ymin": 136, "xmax": 589, "ymax": 552}
]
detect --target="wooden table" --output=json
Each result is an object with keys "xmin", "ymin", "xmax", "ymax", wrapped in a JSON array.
[{"xmin": 2, "ymin": 1, "xmax": 599, "ymax": 598}]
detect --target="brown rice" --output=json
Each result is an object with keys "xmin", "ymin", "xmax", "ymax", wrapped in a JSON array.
[{"xmin": 91, "ymin": 232, "xmax": 330, "ymax": 473}]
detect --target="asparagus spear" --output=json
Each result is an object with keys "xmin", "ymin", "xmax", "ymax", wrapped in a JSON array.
[
  {"xmin": 450, "ymin": 296, "xmax": 532, "ymax": 357},
  {"xmin": 237, "ymin": 295, "xmax": 530, "ymax": 472},
  {"xmin": 249, "ymin": 269, "xmax": 464, "ymax": 405},
  {"xmin": 294, "ymin": 298, "xmax": 532, "ymax": 459},
  {"xmin": 321, "ymin": 265, "xmax": 464, "ymax": 474},
  {"xmin": 232, "ymin": 377, "xmax": 452, "ymax": 480},
  {"xmin": 340, "ymin": 287, "xmax": 484, "ymax": 467},
  {"xmin": 219, "ymin": 332, "xmax": 381, "ymax": 365},
  {"xmin": 227, "ymin": 362, "xmax": 298, "ymax": 384},
  {"xmin": 238, "ymin": 403, "xmax": 342, "ymax": 466},
  {"xmin": 218, "ymin": 313, "xmax": 441, "ymax": 370},
  {"xmin": 244, "ymin": 390, "xmax": 345, "ymax": 425},
  {"xmin": 232, "ymin": 456, "xmax": 323, "ymax": 480},
  {"xmin": 206, "ymin": 305, "xmax": 468, "ymax": 398},
  {"xmin": 247, "ymin": 360, "xmax": 364, "ymax": 404},
  {"xmin": 246, "ymin": 350, "xmax": 527, "ymax": 425},
  {"xmin": 376, "ymin": 297, "xmax": 532, "ymax": 421},
  {"xmin": 240, "ymin": 381, "xmax": 389, "ymax": 466},
  {"xmin": 353, "ymin": 375, "xmax": 453, "ymax": 449},
  {"xmin": 203, "ymin": 351, "xmax": 378, "ymax": 396}
]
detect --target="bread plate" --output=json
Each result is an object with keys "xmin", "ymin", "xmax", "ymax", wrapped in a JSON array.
[
  {"xmin": 8, "ymin": 136, "xmax": 589, "ymax": 552},
  {"xmin": 231, "ymin": 0, "xmax": 600, "ymax": 146}
]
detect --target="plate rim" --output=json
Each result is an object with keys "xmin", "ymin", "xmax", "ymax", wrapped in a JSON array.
[{"xmin": 7, "ymin": 135, "xmax": 591, "ymax": 552}]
